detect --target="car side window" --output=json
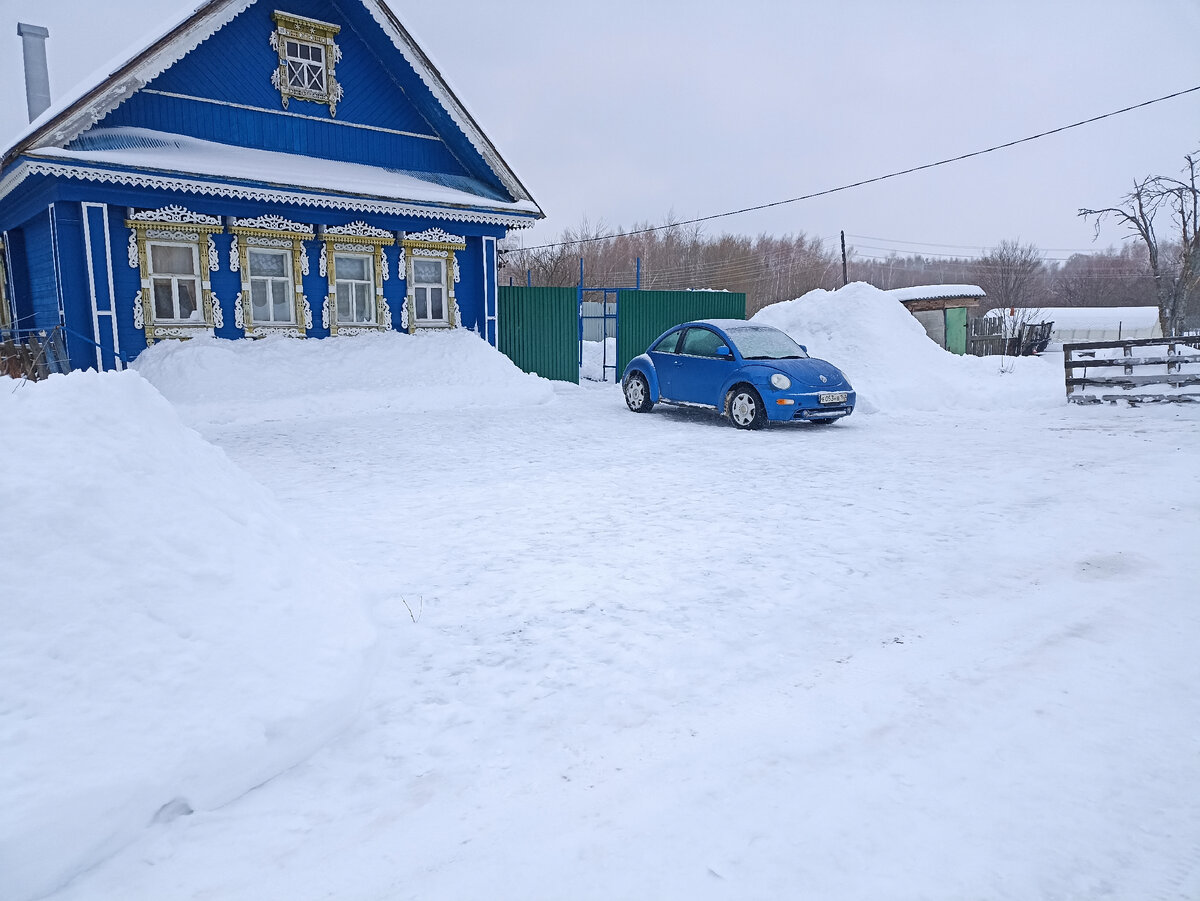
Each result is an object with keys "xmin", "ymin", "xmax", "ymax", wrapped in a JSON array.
[
  {"xmin": 652, "ymin": 331, "xmax": 682, "ymax": 354},
  {"xmin": 679, "ymin": 328, "xmax": 726, "ymax": 358}
]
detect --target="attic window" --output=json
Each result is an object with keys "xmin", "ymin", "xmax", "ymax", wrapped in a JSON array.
[
  {"xmin": 285, "ymin": 40, "xmax": 326, "ymax": 93},
  {"xmin": 270, "ymin": 11, "xmax": 343, "ymax": 116}
]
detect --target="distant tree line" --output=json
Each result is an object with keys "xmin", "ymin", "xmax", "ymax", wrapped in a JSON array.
[{"xmin": 500, "ymin": 221, "xmax": 1162, "ymax": 317}]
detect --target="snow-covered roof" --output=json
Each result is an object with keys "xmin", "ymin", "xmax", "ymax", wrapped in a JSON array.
[
  {"xmin": 16, "ymin": 129, "xmax": 539, "ymax": 222},
  {"xmin": 885, "ymin": 284, "xmax": 986, "ymax": 303},
  {"xmin": 1, "ymin": 0, "xmax": 541, "ymax": 212}
]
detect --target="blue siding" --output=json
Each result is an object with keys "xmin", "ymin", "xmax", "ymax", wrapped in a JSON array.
[
  {"xmin": 3, "ymin": 228, "xmax": 35, "ymax": 330},
  {"xmin": 22, "ymin": 211, "xmax": 61, "ymax": 332}
]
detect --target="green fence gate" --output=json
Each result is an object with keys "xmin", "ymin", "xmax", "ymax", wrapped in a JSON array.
[
  {"xmin": 498, "ymin": 286, "xmax": 749, "ymax": 384},
  {"xmin": 616, "ymin": 290, "xmax": 747, "ymax": 376},
  {"xmin": 497, "ymin": 286, "xmax": 579, "ymax": 384}
]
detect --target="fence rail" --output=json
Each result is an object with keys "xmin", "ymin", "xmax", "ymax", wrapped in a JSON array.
[
  {"xmin": 1064, "ymin": 336, "xmax": 1200, "ymax": 405},
  {"xmin": 1, "ymin": 326, "xmax": 70, "ymax": 381}
]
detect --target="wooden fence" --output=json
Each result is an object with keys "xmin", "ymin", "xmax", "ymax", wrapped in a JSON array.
[
  {"xmin": 1, "ymin": 328, "xmax": 70, "ymax": 381},
  {"xmin": 968, "ymin": 318, "xmax": 1053, "ymax": 357},
  {"xmin": 1064, "ymin": 336, "xmax": 1200, "ymax": 404}
]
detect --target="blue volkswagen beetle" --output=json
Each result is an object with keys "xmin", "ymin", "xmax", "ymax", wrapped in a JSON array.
[{"xmin": 621, "ymin": 320, "xmax": 856, "ymax": 429}]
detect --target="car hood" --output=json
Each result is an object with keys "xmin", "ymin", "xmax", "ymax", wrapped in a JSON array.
[{"xmin": 760, "ymin": 357, "xmax": 853, "ymax": 390}]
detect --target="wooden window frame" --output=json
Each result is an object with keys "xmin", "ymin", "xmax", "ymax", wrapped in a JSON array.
[
  {"xmin": 270, "ymin": 11, "xmax": 343, "ymax": 117},
  {"xmin": 147, "ymin": 240, "xmax": 204, "ymax": 324},
  {"xmin": 400, "ymin": 228, "xmax": 467, "ymax": 333},
  {"xmin": 320, "ymin": 222, "xmax": 394, "ymax": 336},
  {"xmin": 246, "ymin": 247, "xmax": 297, "ymax": 326},
  {"xmin": 125, "ymin": 206, "xmax": 223, "ymax": 345},
  {"xmin": 334, "ymin": 252, "xmax": 375, "ymax": 325},
  {"xmin": 230, "ymin": 215, "xmax": 315, "ymax": 338}
]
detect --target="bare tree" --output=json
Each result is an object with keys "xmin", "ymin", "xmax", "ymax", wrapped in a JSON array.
[
  {"xmin": 975, "ymin": 240, "xmax": 1044, "ymax": 310},
  {"xmin": 972, "ymin": 240, "xmax": 1046, "ymax": 346},
  {"xmin": 1080, "ymin": 151, "xmax": 1200, "ymax": 336}
]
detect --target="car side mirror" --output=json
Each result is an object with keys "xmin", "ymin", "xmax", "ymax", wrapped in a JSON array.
[
  {"xmin": 716, "ymin": 345, "xmax": 732, "ymax": 358},
  {"xmin": 799, "ymin": 344, "xmax": 808, "ymax": 354}
]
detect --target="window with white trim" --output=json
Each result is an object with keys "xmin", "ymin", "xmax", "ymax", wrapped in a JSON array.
[
  {"xmin": 125, "ymin": 206, "xmax": 223, "ymax": 344},
  {"xmin": 148, "ymin": 242, "xmax": 203, "ymax": 322},
  {"xmin": 412, "ymin": 257, "xmax": 447, "ymax": 324},
  {"xmin": 248, "ymin": 248, "xmax": 296, "ymax": 325},
  {"xmin": 284, "ymin": 39, "xmax": 326, "ymax": 93},
  {"xmin": 270, "ymin": 11, "xmax": 343, "ymax": 116},
  {"xmin": 400, "ymin": 228, "xmax": 465, "ymax": 332},
  {"xmin": 334, "ymin": 253, "xmax": 376, "ymax": 324}
]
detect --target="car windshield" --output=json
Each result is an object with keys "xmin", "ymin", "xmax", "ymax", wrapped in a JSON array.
[{"xmin": 725, "ymin": 327, "xmax": 808, "ymax": 360}]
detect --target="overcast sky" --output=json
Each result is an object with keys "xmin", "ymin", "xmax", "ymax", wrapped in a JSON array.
[{"xmin": 2, "ymin": 0, "xmax": 1198, "ymax": 263}]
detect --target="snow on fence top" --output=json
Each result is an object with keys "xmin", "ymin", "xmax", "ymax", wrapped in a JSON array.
[{"xmin": 0, "ymin": 370, "xmax": 376, "ymax": 901}]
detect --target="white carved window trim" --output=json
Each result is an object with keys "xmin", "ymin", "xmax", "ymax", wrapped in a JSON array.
[
  {"xmin": 125, "ymin": 207, "xmax": 223, "ymax": 345},
  {"xmin": 322, "ymin": 222, "xmax": 394, "ymax": 336},
  {"xmin": 401, "ymin": 228, "xmax": 466, "ymax": 333},
  {"xmin": 230, "ymin": 215, "xmax": 314, "ymax": 339},
  {"xmin": 270, "ymin": 11, "xmax": 343, "ymax": 117}
]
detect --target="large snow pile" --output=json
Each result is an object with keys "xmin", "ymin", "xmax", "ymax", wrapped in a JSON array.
[
  {"xmin": 0, "ymin": 372, "xmax": 375, "ymax": 901},
  {"xmin": 133, "ymin": 329, "xmax": 554, "ymax": 423},
  {"xmin": 752, "ymin": 282, "xmax": 1060, "ymax": 413}
]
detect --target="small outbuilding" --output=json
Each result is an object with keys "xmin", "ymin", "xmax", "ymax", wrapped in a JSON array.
[{"xmin": 884, "ymin": 284, "xmax": 985, "ymax": 355}]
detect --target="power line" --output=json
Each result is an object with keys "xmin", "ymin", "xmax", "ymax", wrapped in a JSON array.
[{"xmin": 515, "ymin": 84, "xmax": 1200, "ymax": 252}]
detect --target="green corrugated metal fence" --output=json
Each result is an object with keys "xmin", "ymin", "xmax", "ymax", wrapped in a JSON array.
[
  {"xmin": 616, "ymin": 290, "xmax": 747, "ymax": 375},
  {"xmin": 497, "ymin": 286, "xmax": 579, "ymax": 384}
]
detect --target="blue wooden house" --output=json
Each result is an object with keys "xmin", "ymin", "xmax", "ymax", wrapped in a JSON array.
[{"xmin": 0, "ymin": 0, "xmax": 542, "ymax": 370}]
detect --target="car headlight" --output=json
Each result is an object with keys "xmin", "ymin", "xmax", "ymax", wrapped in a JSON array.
[{"xmin": 770, "ymin": 373, "xmax": 791, "ymax": 390}]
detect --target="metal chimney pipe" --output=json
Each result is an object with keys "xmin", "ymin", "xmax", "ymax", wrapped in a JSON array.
[{"xmin": 17, "ymin": 23, "xmax": 52, "ymax": 123}]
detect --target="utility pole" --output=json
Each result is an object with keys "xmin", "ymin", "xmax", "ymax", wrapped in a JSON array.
[{"xmin": 840, "ymin": 231, "xmax": 848, "ymax": 287}]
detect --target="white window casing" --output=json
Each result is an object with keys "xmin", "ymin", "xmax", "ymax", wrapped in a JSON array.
[
  {"xmin": 125, "ymin": 205, "xmax": 223, "ymax": 344},
  {"xmin": 401, "ymin": 227, "xmax": 466, "ymax": 333},
  {"xmin": 230, "ymin": 214, "xmax": 315, "ymax": 338},
  {"xmin": 269, "ymin": 11, "xmax": 343, "ymax": 117},
  {"xmin": 320, "ymin": 221, "xmax": 394, "ymax": 336}
]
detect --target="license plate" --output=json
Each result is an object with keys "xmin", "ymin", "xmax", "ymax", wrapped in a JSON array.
[{"xmin": 819, "ymin": 392, "xmax": 848, "ymax": 405}]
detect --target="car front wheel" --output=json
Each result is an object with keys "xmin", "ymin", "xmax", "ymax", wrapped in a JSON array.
[
  {"xmin": 726, "ymin": 385, "xmax": 766, "ymax": 430},
  {"xmin": 624, "ymin": 372, "xmax": 654, "ymax": 413}
]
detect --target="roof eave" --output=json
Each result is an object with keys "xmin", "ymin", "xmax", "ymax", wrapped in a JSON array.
[{"xmin": 2, "ymin": 154, "xmax": 542, "ymax": 228}]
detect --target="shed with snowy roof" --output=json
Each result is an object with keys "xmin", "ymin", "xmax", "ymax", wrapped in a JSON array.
[
  {"xmin": 0, "ymin": 0, "xmax": 542, "ymax": 371},
  {"xmin": 884, "ymin": 284, "xmax": 985, "ymax": 355}
]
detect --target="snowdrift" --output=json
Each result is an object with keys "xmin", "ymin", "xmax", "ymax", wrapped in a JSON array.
[
  {"xmin": 752, "ymin": 282, "xmax": 1061, "ymax": 413},
  {"xmin": 0, "ymin": 371, "xmax": 375, "ymax": 901},
  {"xmin": 133, "ymin": 329, "xmax": 555, "ymax": 422}
]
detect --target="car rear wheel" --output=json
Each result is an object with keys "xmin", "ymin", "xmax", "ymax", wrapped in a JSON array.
[
  {"xmin": 726, "ymin": 385, "xmax": 766, "ymax": 430},
  {"xmin": 624, "ymin": 372, "xmax": 654, "ymax": 413}
]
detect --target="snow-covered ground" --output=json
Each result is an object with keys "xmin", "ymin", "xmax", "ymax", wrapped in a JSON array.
[{"xmin": 5, "ymin": 287, "xmax": 1200, "ymax": 900}]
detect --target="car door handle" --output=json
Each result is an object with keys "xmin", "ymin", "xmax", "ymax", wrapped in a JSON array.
[{"xmin": 674, "ymin": 360, "xmax": 683, "ymax": 366}]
